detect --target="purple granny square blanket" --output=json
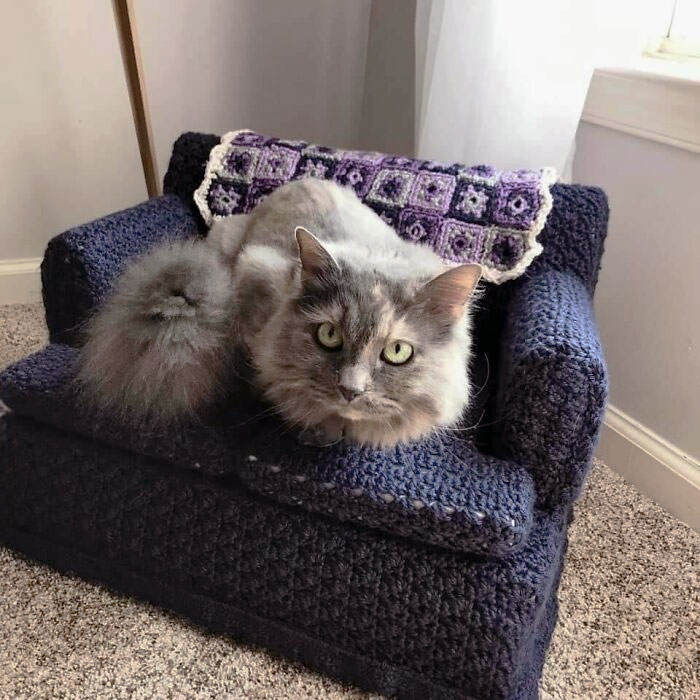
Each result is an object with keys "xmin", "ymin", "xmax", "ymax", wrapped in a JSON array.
[{"xmin": 194, "ymin": 130, "xmax": 556, "ymax": 283}]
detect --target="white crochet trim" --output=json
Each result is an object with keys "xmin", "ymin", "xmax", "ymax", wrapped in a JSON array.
[
  {"xmin": 477, "ymin": 166, "xmax": 558, "ymax": 285},
  {"xmin": 193, "ymin": 129, "xmax": 253, "ymax": 227},
  {"xmin": 194, "ymin": 131, "xmax": 557, "ymax": 284}
]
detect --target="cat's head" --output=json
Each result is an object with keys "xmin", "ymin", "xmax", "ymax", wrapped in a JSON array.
[{"xmin": 254, "ymin": 227, "xmax": 481, "ymax": 447}]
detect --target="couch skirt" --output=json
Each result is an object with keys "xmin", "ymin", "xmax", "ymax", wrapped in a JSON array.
[{"xmin": 0, "ymin": 414, "xmax": 566, "ymax": 699}]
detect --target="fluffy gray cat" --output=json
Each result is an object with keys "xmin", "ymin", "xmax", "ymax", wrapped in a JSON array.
[{"xmin": 79, "ymin": 179, "xmax": 481, "ymax": 447}]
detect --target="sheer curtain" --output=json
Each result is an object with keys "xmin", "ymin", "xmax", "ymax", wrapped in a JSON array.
[{"xmin": 415, "ymin": 0, "xmax": 661, "ymax": 178}]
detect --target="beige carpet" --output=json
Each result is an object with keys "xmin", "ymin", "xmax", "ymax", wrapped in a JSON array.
[{"xmin": 1, "ymin": 303, "xmax": 698, "ymax": 699}]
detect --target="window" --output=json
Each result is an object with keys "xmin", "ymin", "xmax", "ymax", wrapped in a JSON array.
[
  {"xmin": 647, "ymin": 0, "xmax": 700, "ymax": 60},
  {"xmin": 582, "ymin": 1, "xmax": 700, "ymax": 153}
]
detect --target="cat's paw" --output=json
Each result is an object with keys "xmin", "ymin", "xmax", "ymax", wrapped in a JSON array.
[
  {"xmin": 298, "ymin": 422, "xmax": 344, "ymax": 447},
  {"xmin": 299, "ymin": 427, "xmax": 343, "ymax": 447}
]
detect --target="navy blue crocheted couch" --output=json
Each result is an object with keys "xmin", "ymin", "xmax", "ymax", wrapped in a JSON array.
[{"xmin": 0, "ymin": 133, "xmax": 608, "ymax": 699}]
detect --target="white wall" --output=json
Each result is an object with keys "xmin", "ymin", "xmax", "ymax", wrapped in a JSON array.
[
  {"xmin": 0, "ymin": 1, "xmax": 146, "ymax": 265},
  {"xmin": 574, "ymin": 122, "xmax": 700, "ymax": 461},
  {"xmin": 134, "ymin": 0, "xmax": 372, "ymax": 182},
  {"xmin": 0, "ymin": 0, "xmax": 373, "ymax": 304}
]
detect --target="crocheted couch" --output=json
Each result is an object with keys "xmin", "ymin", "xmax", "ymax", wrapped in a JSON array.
[{"xmin": 0, "ymin": 133, "xmax": 608, "ymax": 699}]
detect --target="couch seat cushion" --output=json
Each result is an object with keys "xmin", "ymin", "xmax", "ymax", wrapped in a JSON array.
[{"xmin": 0, "ymin": 344, "xmax": 535, "ymax": 555}]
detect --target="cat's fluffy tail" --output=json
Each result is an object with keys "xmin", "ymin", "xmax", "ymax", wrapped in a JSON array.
[{"xmin": 77, "ymin": 238, "xmax": 235, "ymax": 424}]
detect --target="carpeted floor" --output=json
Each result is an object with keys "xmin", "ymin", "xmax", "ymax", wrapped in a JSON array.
[{"xmin": 1, "ymin": 303, "xmax": 698, "ymax": 700}]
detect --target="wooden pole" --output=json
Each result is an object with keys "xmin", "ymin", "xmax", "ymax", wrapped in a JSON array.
[{"xmin": 112, "ymin": 0, "xmax": 160, "ymax": 198}]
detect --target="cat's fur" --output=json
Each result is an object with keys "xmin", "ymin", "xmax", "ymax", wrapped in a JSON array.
[
  {"xmin": 78, "ymin": 239, "xmax": 236, "ymax": 422},
  {"xmin": 79, "ymin": 179, "xmax": 481, "ymax": 446}
]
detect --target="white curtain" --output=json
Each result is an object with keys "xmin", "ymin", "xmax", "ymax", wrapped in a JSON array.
[{"xmin": 415, "ymin": 0, "xmax": 663, "ymax": 178}]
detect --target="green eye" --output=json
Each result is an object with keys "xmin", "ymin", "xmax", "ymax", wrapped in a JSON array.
[
  {"xmin": 382, "ymin": 340, "xmax": 414, "ymax": 365},
  {"xmin": 316, "ymin": 322, "xmax": 343, "ymax": 350}
]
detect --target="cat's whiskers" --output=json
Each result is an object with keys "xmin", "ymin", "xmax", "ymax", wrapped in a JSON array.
[
  {"xmin": 471, "ymin": 352, "xmax": 490, "ymax": 399},
  {"xmin": 229, "ymin": 395, "xmax": 300, "ymax": 429},
  {"xmin": 225, "ymin": 360, "xmax": 258, "ymax": 389},
  {"xmin": 439, "ymin": 408, "xmax": 486, "ymax": 433},
  {"xmin": 394, "ymin": 432, "xmax": 411, "ymax": 470},
  {"xmin": 380, "ymin": 416, "xmax": 406, "ymax": 456}
]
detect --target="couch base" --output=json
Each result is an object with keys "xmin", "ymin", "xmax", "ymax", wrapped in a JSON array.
[
  {"xmin": 0, "ymin": 415, "xmax": 563, "ymax": 699},
  {"xmin": 1, "ymin": 523, "xmax": 558, "ymax": 700},
  {"xmin": 0, "ymin": 524, "xmax": 461, "ymax": 699}
]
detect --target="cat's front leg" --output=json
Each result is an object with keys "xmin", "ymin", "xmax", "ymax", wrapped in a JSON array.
[{"xmin": 298, "ymin": 415, "xmax": 345, "ymax": 447}]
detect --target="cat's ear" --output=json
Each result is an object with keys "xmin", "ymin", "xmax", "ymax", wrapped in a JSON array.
[
  {"xmin": 295, "ymin": 226, "xmax": 339, "ymax": 284},
  {"xmin": 417, "ymin": 264, "xmax": 481, "ymax": 319}
]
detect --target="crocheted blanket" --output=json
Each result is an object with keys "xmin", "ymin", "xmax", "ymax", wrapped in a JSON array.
[{"xmin": 194, "ymin": 130, "xmax": 556, "ymax": 283}]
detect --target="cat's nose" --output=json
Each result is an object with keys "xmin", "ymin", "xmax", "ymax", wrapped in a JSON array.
[
  {"xmin": 339, "ymin": 385, "xmax": 363, "ymax": 403},
  {"xmin": 338, "ymin": 365, "xmax": 369, "ymax": 403}
]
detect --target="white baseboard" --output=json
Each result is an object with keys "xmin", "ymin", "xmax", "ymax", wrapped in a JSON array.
[
  {"xmin": 596, "ymin": 404, "xmax": 700, "ymax": 532},
  {"xmin": 0, "ymin": 258, "xmax": 42, "ymax": 305}
]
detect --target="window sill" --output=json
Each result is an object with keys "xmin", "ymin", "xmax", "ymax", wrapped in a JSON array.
[{"xmin": 581, "ymin": 58, "xmax": 700, "ymax": 153}]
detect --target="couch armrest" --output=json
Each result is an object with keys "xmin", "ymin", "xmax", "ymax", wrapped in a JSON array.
[
  {"xmin": 41, "ymin": 194, "xmax": 201, "ymax": 345},
  {"xmin": 495, "ymin": 270, "xmax": 608, "ymax": 507}
]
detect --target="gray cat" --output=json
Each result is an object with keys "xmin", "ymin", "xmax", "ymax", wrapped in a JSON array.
[{"xmin": 79, "ymin": 179, "xmax": 481, "ymax": 447}]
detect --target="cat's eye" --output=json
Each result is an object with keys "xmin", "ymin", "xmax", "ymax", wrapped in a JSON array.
[
  {"xmin": 316, "ymin": 322, "xmax": 343, "ymax": 350},
  {"xmin": 382, "ymin": 340, "xmax": 414, "ymax": 365}
]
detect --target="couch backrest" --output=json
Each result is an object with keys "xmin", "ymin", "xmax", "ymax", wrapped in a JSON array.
[{"xmin": 164, "ymin": 132, "xmax": 609, "ymax": 296}]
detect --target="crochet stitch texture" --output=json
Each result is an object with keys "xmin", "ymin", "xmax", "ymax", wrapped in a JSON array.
[
  {"xmin": 0, "ymin": 132, "xmax": 609, "ymax": 699},
  {"xmin": 0, "ymin": 344, "xmax": 536, "ymax": 557}
]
